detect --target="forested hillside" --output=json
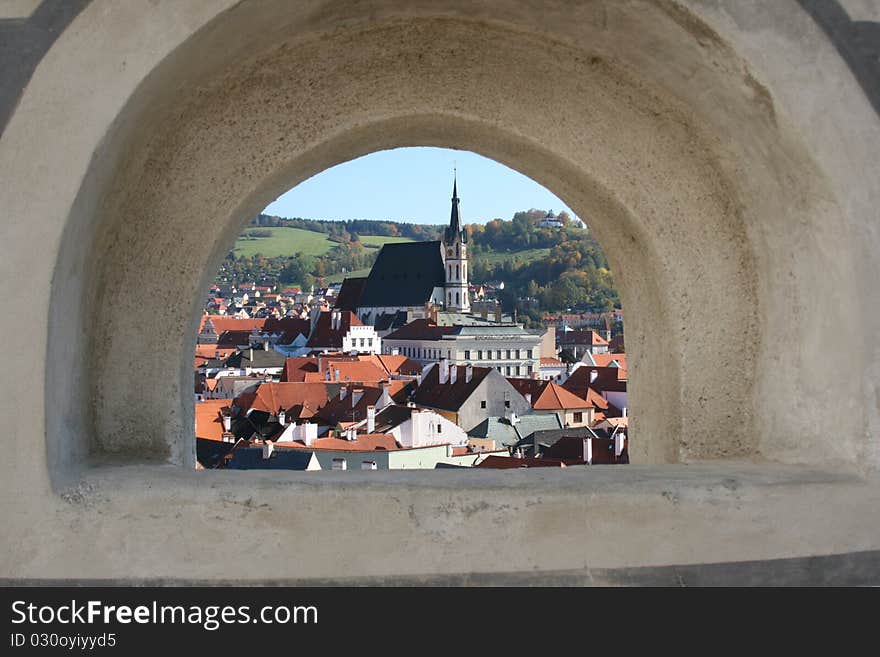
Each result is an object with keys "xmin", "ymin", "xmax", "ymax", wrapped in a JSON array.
[{"xmin": 216, "ymin": 211, "xmax": 619, "ymax": 319}]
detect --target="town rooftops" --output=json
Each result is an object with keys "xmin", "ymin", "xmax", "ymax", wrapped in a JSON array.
[
  {"xmin": 239, "ymin": 381, "xmax": 340, "ymax": 418},
  {"xmin": 384, "ymin": 319, "xmax": 457, "ymax": 341}
]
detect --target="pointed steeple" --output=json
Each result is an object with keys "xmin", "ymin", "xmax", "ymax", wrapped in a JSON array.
[{"xmin": 445, "ymin": 173, "xmax": 466, "ymax": 244}]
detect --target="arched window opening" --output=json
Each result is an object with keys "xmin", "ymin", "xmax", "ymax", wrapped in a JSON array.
[{"xmin": 194, "ymin": 147, "xmax": 626, "ymax": 472}]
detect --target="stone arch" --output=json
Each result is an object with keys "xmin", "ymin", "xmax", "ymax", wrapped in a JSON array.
[
  {"xmin": 39, "ymin": 1, "xmax": 872, "ymax": 477},
  {"xmin": 3, "ymin": 0, "xmax": 878, "ymax": 582}
]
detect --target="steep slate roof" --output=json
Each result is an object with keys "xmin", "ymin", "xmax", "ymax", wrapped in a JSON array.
[
  {"xmin": 357, "ymin": 241, "xmax": 445, "ymax": 308},
  {"xmin": 468, "ymin": 416, "xmax": 520, "ymax": 446},
  {"xmin": 374, "ymin": 311, "xmax": 409, "ymax": 332},
  {"xmin": 411, "ymin": 363, "xmax": 492, "ymax": 412},
  {"xmin": 362, "ymin": 404, "xmax": 414, "ymax": 434},
  {"xmin": 384, "ymin": 319, "xmax": 457, "ymax": 341},
  {"xmin": 306, "ymin": 311, "xmax": 363, "ymax": 348},
  {"xmin": 333, "ymin": 276, "xmax": 368, "ymax": 311},
  {"xmin": 511, "ymin": 412, "xmax": 563, "ymax": 441}
]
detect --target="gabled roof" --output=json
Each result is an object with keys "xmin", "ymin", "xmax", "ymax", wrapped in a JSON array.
[
  {"xmin": 507, "ymin": 379, "xmax": 591, "ymax": 411},
  {"xmin": 261, "ymin": 316, "xmax": 311, "ymax": 344},
  {"xmin": 357, "ymin": 241, "xmax": 445, "ymax": 308},
  {"xmin": 305, "ymin": 311, "xmax": 363, "ymax": 348},
  {"xmin": 410, "ymin": 363, "xmax": 492, "ymax": 412},
  {"xmin": 279, "ymin": 434, "xmax": 400, "ymax": 452},
  {"xmin": 226, "ymin": 447, "xmax": 318, "ymax": 470}
]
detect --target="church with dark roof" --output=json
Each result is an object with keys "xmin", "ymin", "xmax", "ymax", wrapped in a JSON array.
[{"xmin": 335, "ymin": 177, "xmax": 471, "ymax": 327}]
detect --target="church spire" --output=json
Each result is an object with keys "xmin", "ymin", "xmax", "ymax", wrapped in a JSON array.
[{"xmin": 445, "ymin": 173, "xmax": 466, "ymax": 244}]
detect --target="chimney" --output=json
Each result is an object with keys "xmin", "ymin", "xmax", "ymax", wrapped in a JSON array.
[
  {"xmin": 614, "ymin": 433, "xmax": 625, "ymax": 458},
  {"xmin": 346, "ymin": 427, "xmax": 357, "ymax": 442},
  {"xmin": 352, "ymin": 387, "xmax": 364, "ymax": 407},
  {"xmin": 379, "ymin": 381, "xmax": 392, "ymax": 408},
  {"xmin": 622, "ymin": 407, "xmax": 627, "ymax": 417},
  {"xmin": 439, "ymin": 358, "xmax": 449, "ymax": 385},
  {"xmin": 334, "ymin": 367, "xmax": 340, "ymax": 381},
  {"xmin": 340, "ymin": 386, "xmax": 347, "ymax": 401},
  {"xmin": 525, "ymin": 393, "xmax": 532, "ymax": 406},
  {"xmin": 584, "ymin": 437, "xmax": 593, "ymax": 465},
  {"xmin": 495, "ymin": 303, "xmax": 502, "ymax": 323},
  {"xmin": 222, "ymin": 414, "xmax": 232, "ymax": 431},
  {"xmin": 449, "ymin": 365, "xmax": 458, "ymax": 385},
  {"xmin": 278, "ymin": 407, "xmax": 286, "ymax": 426},
  {"xmin": 590, "ymin": 369, "xmax": 598, "ymax": 383},
  {"xmin": 367, "ymin": 405, "xmax": 376, "ymax": 433},
  {"xmin": 391, "ymin": 347, "xmax": 399, "ymax": 356},
  {"xmin": 481, "ymin": 305, "xmax": 488, "ymax": 320},
  {"xmin": 249, "ymin": 347, "xmax": 254, "ymax": 361},
  {"xmin": 262, "ymin": 442, "xmax": 275, "ymax": 459},
  {"xmin": 465, "ymin": 364, "xmax": 473, "ymax": 383},
  {"xmin": 263, "ymin": 338, "xmax": 270, "ymax": 351}
]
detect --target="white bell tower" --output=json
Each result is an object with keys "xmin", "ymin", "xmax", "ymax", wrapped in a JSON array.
[{"xmin": 443, "ymin": 175, "xmax": 470, "ymax": 312}]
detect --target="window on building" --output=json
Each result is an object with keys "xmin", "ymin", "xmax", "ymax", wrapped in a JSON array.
[
  {"xmin": 464, "ymin": 350, "xmax": 471, "ymax": 359},
  {"xmin": 477, "ymin": 350, "xmax": 483, "ymax": 359},
  {"xmin": 505, "ymin": 400, "xmax": 510, "ymax": 408},
  {"xmin": 456, "ymin": 292, "xmax": 460, "ymax": 305},
  {"xmin": 573, "ymin": 412, "xmax": 583, "ymax": 423},
  {"xmin": 437, "ymin": 424, "xmax": 442, "ymax": 433},
  {"xmin": 505, "ymin": 366, "xmax": 511, "ymax": 376},
  {"xmin": 368, "ymin": 339, "xmax": 373, "ymax": 347},
  {"xmin": 496, "ymin": 350, "xmax": 502, "ymax": 360},
  {"xmin": 480, "ymin": 401, "xmax": 487, "ymax": 408},
  {"xmin": 332, "ymin": 458, "xmax": 347, "ymax": 471},
  {"xmin": 361, "ymin": 460, "xmax": 377, "ymax": 470},
  {"xmin": 506, "ymin": 350, "xmax": 511, "ymax": 359},
  {"xmin": 456, "ymin": 264, "xmax": 460, "ymax": 279}
]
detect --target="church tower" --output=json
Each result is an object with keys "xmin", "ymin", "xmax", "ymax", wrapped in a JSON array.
[{"xmin": 443, "ymin": 176, "xmax": 470, "ymax": 312}]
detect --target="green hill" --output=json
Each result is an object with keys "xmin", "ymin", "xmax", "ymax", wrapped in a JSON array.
[{"xmin": 232, "ymin": 227, "xmax": 412, "ymax": 258}]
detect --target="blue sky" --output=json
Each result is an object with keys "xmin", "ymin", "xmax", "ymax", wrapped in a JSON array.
[{"xmin": 262, "ymin": 147, "xmax": 577, "ymax": 225}]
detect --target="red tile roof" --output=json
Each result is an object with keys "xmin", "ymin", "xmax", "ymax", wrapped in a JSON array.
[
  {"xmin": 514, "ymin": 379, "xmax": 592, "ymax": 410},
  {"xmin": 195, "ymin": 400, "xmax": 231, "ymax": 442},
  {"xmin": 276, "ymin": 434, "xmax": 400, "ymax": 452},
  {"xmin": 199, "ymin": 315, "xmax": 266, "ymax": 335},
  {"xmin": 242, "ymin": 382, "xmax": 336, "ymax": 419}
]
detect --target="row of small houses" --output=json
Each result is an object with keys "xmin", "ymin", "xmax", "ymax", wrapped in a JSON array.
[{"xmin": 195, "ymin": 354, "xmax": 628, "ymax": 471}]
